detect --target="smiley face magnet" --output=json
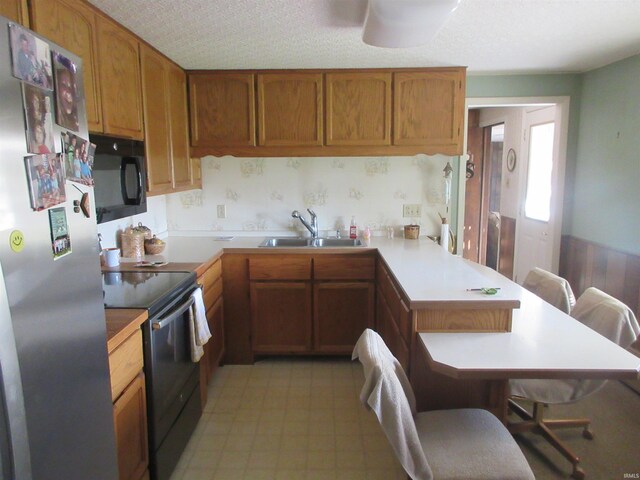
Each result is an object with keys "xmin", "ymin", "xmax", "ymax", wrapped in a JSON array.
[{"xmin": 9, "ymin": 230, "xmax": 25, "ymax": 253}]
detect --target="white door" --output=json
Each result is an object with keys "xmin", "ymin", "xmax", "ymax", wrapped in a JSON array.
[{"xmin": 514, "ymin": 106, "xmax": 561, "ymax": 283}]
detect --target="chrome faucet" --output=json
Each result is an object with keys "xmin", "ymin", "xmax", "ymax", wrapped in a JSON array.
[{"xmin": 292, "ymin": 209, "xmax": 319, "ymax": 238}]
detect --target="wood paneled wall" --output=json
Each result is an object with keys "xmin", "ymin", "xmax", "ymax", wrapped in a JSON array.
[
  {"xmin": 498, "ymin": 216, "xmax": 516, "ymax": 280},
  {"xmin": 560, "ymin": 235, "xmax": 640, "ymax": 319}
]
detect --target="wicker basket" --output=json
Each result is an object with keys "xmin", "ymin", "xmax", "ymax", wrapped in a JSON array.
[
  {"xmin": 121, "ymin": 230, "xmax": 145, "ymax": 258},
  {"xmin": 404, "ymin": 224, "xmax": 420, "ymax": 240},
  {"xmin": 144, "ymin": 236, "xmax": 166, "ymax": 255}
]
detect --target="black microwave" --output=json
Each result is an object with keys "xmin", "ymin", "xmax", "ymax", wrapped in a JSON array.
[{"xmin": 90, "ymin": 134, "xmax": 147, "ymax": 224}]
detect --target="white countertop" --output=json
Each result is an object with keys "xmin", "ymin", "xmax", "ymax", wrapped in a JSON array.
[
  {"xmin": 134, "ymin": 234, "xmax": 640, "ymax": 379},
  {"xmin": 138, "ymin": 235, "xmax": 522, "ymax": 309},
  {"xmin": 418, "ymin": 287, "xmax": 640, "ymax": 380}
]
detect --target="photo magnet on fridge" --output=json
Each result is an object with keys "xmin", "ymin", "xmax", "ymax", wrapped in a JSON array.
[
  {"xmin": 22, "ymin": 83, "xmax": 56, "ymax": 154},
  {"xmin": 24, "ymin": 154, "xmax": 66, "ymax": 211},
  {"xmin": 52, "ymin": 51, "xmax": 79, "ymax": 132},
  {"xmin": 61, "ymin": 132, "xmax": 93, "ymax": 185},
  {"xmin": 48, "ymin": 207, "xmax": 71, "ymax": 259},
  {"xmin": 8, "ymin": 24, "xmax": 53, "ymax": 89}
]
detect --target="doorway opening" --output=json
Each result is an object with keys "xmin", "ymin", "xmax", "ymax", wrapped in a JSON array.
[{"xmin": 460, "ymin": 97, "xmax": 569, "ymax": 283}]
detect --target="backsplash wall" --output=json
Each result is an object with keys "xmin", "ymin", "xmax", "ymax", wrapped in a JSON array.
[{"xmin": 166, "ymin": 155, "xmax": 456, "ymax": 238}]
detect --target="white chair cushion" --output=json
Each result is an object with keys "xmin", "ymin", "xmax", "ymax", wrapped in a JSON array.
[
  {"xmin": 522, "ymin": 267, "xmax": 576, "ymax": 314},
  {"xmin": 415, "ymin": 408, "xmax": 535, "ymax": 480}
]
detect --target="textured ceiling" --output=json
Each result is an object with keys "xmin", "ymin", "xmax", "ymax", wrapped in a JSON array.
[{"xmin": 87, "ymin": 0, "xmax": 640, "ymax": 74}]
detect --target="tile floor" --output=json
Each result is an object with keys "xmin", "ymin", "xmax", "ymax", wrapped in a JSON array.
[{"xmin": 170, "ymin": 358, "xmax": 406, "ymax": 480}]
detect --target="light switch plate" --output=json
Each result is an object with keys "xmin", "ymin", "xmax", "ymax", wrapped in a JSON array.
[
  {"xmin": 217, "ymin": 205, "xmax": 226, "ymax": 219},
  {"xmin": 403, "ymin": 204, "xmax": 421, "ymax": 217}
]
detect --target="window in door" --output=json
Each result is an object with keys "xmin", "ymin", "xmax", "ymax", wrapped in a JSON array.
[{"xmin": 524, "ymin": 122, "xmax": 555, "ymax": 222}]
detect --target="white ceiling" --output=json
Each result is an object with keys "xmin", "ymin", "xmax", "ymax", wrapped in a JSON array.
[{"xmin": 88, "ymin": 0, "xmax": 640, "ymax": 74}]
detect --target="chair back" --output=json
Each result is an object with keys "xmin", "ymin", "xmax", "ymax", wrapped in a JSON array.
[
  {"xmin": 571, "ymin": 287, "xmax": 640, "ymax": 348},
  {"xmin": 522, "ymin": 267, "xmax": 576, "ymax": 314},
  {"xmin": 560, "ymin": 287, "xmax": 640, "ymax": 401},
  {"xmin": 352, "ymin": 328, "xmax": 417, "ymax": 415},
  {"xmin": 353, "ymin": 329, "xmax": 433, "ymax": 480}
]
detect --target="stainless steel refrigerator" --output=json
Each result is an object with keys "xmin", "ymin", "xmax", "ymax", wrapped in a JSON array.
[{"xmin": 0, "ymin": 15, "xmax": 118, "ymax": 480}]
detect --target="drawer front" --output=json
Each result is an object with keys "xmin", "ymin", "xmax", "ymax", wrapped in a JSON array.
[
  {"xmin": 109, "ymin": 329, "xmax": 143, "ymax": 401},
  {"xmin": 314, "ymin": 255, "xmax": 375, "ymax": 280},
  {"xmin": 249, "ymin": 256, "xmax": 311, "ymax": 280},
  {"xmin": 203, "ymin": 277, "xmax": 223, "ymax": 312},
  {"xmin": 203, "ymin": 259, "xmax": 222, "ymax": 287}
]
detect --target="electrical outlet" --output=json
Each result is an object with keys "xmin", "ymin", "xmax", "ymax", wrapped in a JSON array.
[
  {"xmin": 403, "ymin": 204, "xmax": 422, "ymax": 217},
  {"xmin": 217, "ymin": 205, "xmax": 226, "ymax": 219}
]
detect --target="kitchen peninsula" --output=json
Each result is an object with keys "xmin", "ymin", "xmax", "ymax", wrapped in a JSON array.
[{"xmin": 106, "ymin": 235, "xmax": 640, "ymax": 423}]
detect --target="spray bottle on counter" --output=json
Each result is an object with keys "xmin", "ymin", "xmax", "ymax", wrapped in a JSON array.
[{"xmin": 349, "ymin": 216, "xmax": 357, "ymax": 239}]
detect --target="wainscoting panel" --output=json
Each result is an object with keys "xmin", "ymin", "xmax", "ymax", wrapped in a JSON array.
[{"xmin": 560, "ymin": 235, "xmax": 640, "ymax": 320}]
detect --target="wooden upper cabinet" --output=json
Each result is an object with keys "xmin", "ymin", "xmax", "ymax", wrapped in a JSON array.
[
  {"xmin": 189, "ymin": 73, "xmax": 255, "ymax": 147},
  {"xmin": 167, "ymin": 63, "xmax": 191, "ymax": 190},
  {"xmin": 257, "ymin": 73, "xmax": 323, "ymax": 146},
  {"xmin": 97, "ymin": 15, "xmax": 144, "ymax": 140},
  {"xmin": 30, "ymin": 0, "xmax": 103, "ymax": 131},
  {"xmin": 393, "ymin": 69, "xmax": 465, "ymax": 153},
  {"xmin": 140, "ymin": 44, "xmax": 172, "ymax": 194},
  {"xmin": 326, "ymin": 72, "xmax": 391, "ymax": 146},
  {"xmin": 0, "ymin": 0, "xmax": 29, "ymax": 27}
]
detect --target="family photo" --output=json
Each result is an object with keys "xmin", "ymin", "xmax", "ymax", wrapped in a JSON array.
[
  {"xmin": 53, "ymin": 52, "xmax": 80, "ymax": 132},
  {"xmin": 25, "ymin": 153, "xmax": 66, "ymax": 211},
  {"xmin": 61, "ymin": 131, "xmax": 94, "ymax": 185},
  {"xmin": 23, "ymin": 83, "xmax": 56, "ymax": 154},
  {"xmin": 9, "ymin": 24, "xmax": 52, "ymax": 89}
]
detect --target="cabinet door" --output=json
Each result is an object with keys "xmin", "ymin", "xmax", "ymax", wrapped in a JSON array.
[
  {"xmin": 113, "ymin": 372, "xmax": 148, "ymax": 480},
  {"xmin": 207, "ymin": 297, "xmax": 225, "ymax": 379},
  {"xmin": 326, "ymin": 72, "xmax": 391, "ymax": 146},
  {"xmin": 97, "ymin": 15, "xmax": 144, "ymax": 140},
  {"xmin": 250, "ymin": 282, "xmax": 312, "ymax": 353},
  {"xmin": 393, "ymin": 69, "xmax": 465, "ymax": 152},
  {"xmin": 30, "ymin": 0, "xmax": 103, "ymax": 131},
  {"xmin": 168, "ymin": 63, "xmax": 191, "ymax": 190},
  {"xmin": 189, "ymin": 73, "xmax": 256, "ymax": 147},
  {"xmin": 140, "ymin": 44, "xmax": 172, "ymax": 194},
  {"xmin": 376, "ymin": 289, "xmax": 409, "ymax": 371},
  {"xmin": 314, "ymin": 282, "xmax": 374, "ymax": 353},
  {"xmin": 257, "ymin": 73, "xmax": 323, "ymax": 146},
  {"xmin": 0, "ymin": 0, "xmax": 28, "ymax": 27}
]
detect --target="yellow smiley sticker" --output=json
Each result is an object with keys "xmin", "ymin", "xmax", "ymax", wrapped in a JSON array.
[{"xmin": 9, "ymin": 230, "xmax": 25, "ymax": 253}]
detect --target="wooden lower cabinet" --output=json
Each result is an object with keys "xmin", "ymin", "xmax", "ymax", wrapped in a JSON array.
[
  {"xmin": 246, "ymin": 254, "xmax": 375, "ymax": 356},
  {"xmin": 314, "ymin": 282, "xmax": 374, "ymax": 353},
  {"xmin": 109, "ymin": 328, "xmax": 148, "ymax": 480},
  {"xmin": 197, "ymin": 258, "xmax": 225, "ymax": 409},
  {"xmin": 113, "ymin": 372, "xmax": 148, "ymax": 480},
  {"xmin": 251, "ymin": 282, "xmax": 312, "ymax": 353},
  {"xmin": 376, "ymin": 287, "xmax": 410, "ymax": 371},
  {"xmin": 375, "ymin": 260, "xmax": 412, "ymax": 372}
]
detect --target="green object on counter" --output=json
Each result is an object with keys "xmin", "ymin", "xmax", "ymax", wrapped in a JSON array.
[{"xmin": 481, "ymin": 287, "xmax": 498, "ymax": 295}]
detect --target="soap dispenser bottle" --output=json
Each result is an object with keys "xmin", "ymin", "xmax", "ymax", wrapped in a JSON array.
[{"xmin": 349, "ymin": 216, "xmax": 357, "ymax": 239}]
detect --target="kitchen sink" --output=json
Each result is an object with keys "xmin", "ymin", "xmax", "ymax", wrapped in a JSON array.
[{"xmin": 259, "ymin": 237, "xmax": 363, "ymax": 247}]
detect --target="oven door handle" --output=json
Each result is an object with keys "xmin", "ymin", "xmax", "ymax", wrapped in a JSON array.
[{"xmin": 152, "ymin": 297, "xmax": 195, "ymax": 330}]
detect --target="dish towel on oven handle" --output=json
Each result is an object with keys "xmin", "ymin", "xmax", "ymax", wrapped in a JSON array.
[{"xmin": 189, "ymin": 287, "xmax": 212, "ymax": 362}]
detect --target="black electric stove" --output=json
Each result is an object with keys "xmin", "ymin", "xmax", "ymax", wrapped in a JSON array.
[
  {"xmin": 103, "ymin": 269, "xmax": 201, "ymax": 480},
  {"xmin": 102, "ymin": 271, "xmax": 196, "ymax": 316}
]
